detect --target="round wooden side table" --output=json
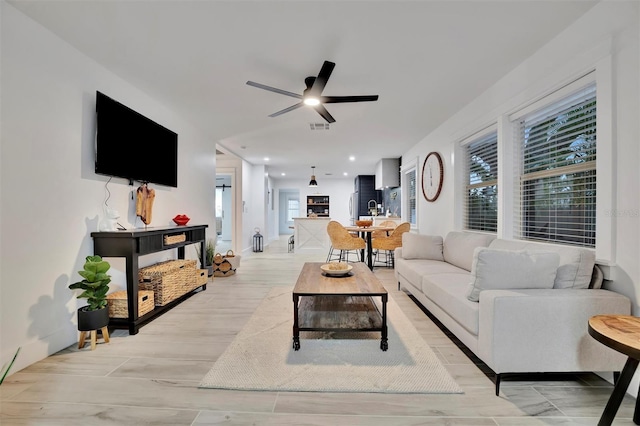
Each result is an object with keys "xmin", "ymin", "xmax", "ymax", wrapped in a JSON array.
[{"xmin": 588, "ymin": 315, "xmax": 640, "ymax": 425}]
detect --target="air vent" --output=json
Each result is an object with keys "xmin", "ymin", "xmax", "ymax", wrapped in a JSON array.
[{"xmin": 309, "ymin": 123, "xmax": 330, "ymax": 130}]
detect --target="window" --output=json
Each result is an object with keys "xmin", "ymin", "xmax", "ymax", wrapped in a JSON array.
[
  {"xmin": 402, "ymin": 158, "xmax": 418, "ymax": 229},
  {"xmin": 407, "ymin": 169, "xmax": 417, "ymax": 226},
  {"xmin": 286, "ymin": 198, "xmax": 299, "ymax": 222},
  {"xmin": 464, "ymin": 132, "xmax": 498, "ymax": 232},
  {"xmin": 514, "ymin": 83, "xmax": 596, "ymax": 247}
]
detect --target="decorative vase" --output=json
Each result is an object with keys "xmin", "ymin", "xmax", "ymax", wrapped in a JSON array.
[
  {"xmin": 206, "ymin": 265, "xmax": 214, "ymax": 277},
  {"xmin": 77, "ymin": 306, "xmax": 109, "ymax": 331}
]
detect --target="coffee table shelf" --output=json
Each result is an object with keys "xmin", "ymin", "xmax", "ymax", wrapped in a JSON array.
[{"xmin": 298, "ymin": 295, "xmax": 383, "ymax": 331}]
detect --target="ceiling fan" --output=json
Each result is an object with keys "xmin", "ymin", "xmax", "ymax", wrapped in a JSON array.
[{"xmin": 246, "ymin": 60, "xmax": 378, "ymax": 123}]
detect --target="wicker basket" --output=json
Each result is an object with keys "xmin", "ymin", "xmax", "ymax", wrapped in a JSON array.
[
  {"xmin": 164, "ymin": 233, "xmax": 186, "ymax": 245},
  {"xmin": 138, "ymin": 259, "xmax": 198, "ymax": 306},
  {"xmin": 107, "ymin": 290, "xmax": 155, "ymax": 318},
  {"xmin": 196, "ymin": 269, "xmax": 208, "ymax": 286}
]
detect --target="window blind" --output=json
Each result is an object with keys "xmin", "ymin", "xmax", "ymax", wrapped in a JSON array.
[
  {"xmin": 407, "ymin": 169, "xmax": 417, "ymax": 225},
  {"xmin": 514, "ymin": 83, "xmax": 596, "ymax": 247},
  {"xmin": 465, "ymin": 132, "xmax": 498, "ymax": 232}
]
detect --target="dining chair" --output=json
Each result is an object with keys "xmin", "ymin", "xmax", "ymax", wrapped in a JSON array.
[
  {"xmin": 371, "ymin": 222, "xmax": 410, "ymax": 268},
  {"xmin": 326, "ymin": 221, "xmax": 366, "ymax": 263},
  {"xmin": 371, "ymin": 220, "xmax": 398, "ymax": 240}
]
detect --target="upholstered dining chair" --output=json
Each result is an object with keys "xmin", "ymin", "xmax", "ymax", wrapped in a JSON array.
[
  {"xmin": 326, "ymin": 221, "xmax": 366, "ymax": 263},
  {"xmin": 371, "ymin": 222, "xmax": 410, "ymax": 268}
]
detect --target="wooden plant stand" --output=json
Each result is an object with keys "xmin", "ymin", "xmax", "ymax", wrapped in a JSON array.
[{"xmin": 78, "ymin": 327, "xmax": 110, "ymax": 351}]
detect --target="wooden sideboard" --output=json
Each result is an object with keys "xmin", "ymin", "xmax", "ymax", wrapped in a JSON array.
[{"xmin": 91, "ymin": 224, "xmax": 208, "ymax": 335}]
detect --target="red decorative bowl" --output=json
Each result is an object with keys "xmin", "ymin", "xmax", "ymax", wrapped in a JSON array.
[{"xmin": 173, "ymin": 214, "xmax": 190, "ymax": 226}]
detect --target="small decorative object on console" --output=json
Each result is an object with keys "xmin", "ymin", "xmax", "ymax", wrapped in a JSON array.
[
  {"xmin": 172, "ymin": 214, "xmax": 190, "ymax": 226},
  {"xmin": 136, "ymin": 183, "xmax": 155, "ymax": 225}
]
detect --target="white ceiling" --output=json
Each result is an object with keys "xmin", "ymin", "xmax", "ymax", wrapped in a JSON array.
[{"xmin": 9, "ymin": 0, "xmax": 598, "ymax": 181}]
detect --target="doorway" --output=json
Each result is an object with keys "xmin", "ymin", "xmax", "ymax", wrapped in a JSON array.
[
  {"xmin": 215, "ymin": 173, "xmax": 234, "ymax": 253},
  {"xmin": 279, "ymin": 189, "xmax": 299, "ymax": 235}
]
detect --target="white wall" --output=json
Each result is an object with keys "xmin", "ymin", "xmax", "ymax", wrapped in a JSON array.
[
  {"xmin": 1, "ymin": 3, "xmax": 217, "ymax": 372},
  {"xmin": 272, "ymin": 178, "xmax": 354, "ymax": 227},
  {"xmin": 401, "ymin": 0, "xmax": 639, "ymax": 388}
]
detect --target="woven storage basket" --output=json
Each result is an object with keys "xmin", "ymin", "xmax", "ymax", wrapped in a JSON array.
[
  {"xmin": 196, "ymin": 269, "xmax": 208, "ymax": 286},
  {"xmin": 164, "ymin": 233, "xmax": 186, "ymax": 245},
  {"xmin": 107, "ymin": 290, "xmax": 154, "ymax": 318},
  {"xmin": 138, "ymin": 259, "xmax": 198, "ymax": 306},
  {"xmin": 213, "ymin": 253, "xmax": 235, "ymax": 277}
]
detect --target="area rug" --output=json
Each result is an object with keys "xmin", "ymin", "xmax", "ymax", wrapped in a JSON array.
[{"xmin": 199, "ymin": 286, "xmax": 463, "ymax": 394}]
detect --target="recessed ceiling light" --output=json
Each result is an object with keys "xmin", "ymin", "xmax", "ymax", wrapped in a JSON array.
[
  {"xmin": 343, "ymin": 172, "xmax": 348, "ymax": 176},
  {"xmin": 349, "ymin": 156, "xmax": 355, "ymax": 161},
  {"xmin": 281, "ymin": 172, "xmax": 286, "ymax": 176},
  {"xmin": 264, "ymin": 157, "xmax": 269, "ymax": 161}
]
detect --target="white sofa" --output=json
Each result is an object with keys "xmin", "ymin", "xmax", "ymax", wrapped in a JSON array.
[{"xmin": 394, "ymin": 231, "xmax": 631, "ymax": 395}]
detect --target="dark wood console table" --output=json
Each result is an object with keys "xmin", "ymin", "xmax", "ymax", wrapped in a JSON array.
[{"xmin": 92, "ymin": 224, "xmax": 208, "ymax": 335}]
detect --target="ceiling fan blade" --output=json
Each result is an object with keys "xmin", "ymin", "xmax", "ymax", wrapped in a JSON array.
[
  {"xmin": 309, "ymin": 61, "xmax": 335, "ymax": 97},
  {"xmin": 246, "ymin": 81, "xmax": 302, "ymax": 99},
  {"xmin": 313, "ymin": 104, "xmax": 336, "ymax": 123},
  {"xmin": 321, "ymin": 95, "xmax": 379, "ymax": 103},
  {"xmin": 268, "ymin": 102, "xmax": 304, "ymax": 118}
]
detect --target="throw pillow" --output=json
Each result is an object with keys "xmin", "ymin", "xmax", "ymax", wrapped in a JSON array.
[
  {"xmin": 401, "ymin": 233, "xmax": 444, "ymax": 261},
  {"xmin": 466, "ymin": 248, "xmax": 560, "ymax": 302}
]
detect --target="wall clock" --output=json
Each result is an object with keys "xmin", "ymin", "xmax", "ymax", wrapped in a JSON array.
[{"xmin": 421, "ymin": 152, "xmax": 444, "ymax": 202}]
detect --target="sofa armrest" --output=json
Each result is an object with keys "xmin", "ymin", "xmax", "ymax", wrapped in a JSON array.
[{"xmin": 478, "ymin": 288, "xmax": 630, "ymax": 374}]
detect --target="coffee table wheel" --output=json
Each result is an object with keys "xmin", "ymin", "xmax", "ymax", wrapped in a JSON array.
[
  {"xmin": 293, "ymin": 338, "xmax": 300, "ymax": 351},
  {"xmin": 381, "ymin": 339, "xmax": 388, "ymax": 351}
]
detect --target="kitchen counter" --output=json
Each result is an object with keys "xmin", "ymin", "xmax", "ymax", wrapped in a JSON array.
[{"xmin": 293, "ymin": 217, "xmax": 331, "ymax": 254}]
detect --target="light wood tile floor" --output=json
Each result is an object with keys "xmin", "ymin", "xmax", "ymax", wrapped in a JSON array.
[{"xmin": 1, "ymin": 235, "xmax": 636, "ymax": 425}]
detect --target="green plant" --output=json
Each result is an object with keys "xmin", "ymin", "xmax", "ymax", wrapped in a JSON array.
[
  {"xmin": 196, "ymin": 239, "xmax": 216, "ymax": 266},
  {"xmin": 68, "ymin": 255, "xmax": 111, "ymax": 311},
  {"xmin": 0, "ymin": 347, "xmax": 20, "ymax": 386}
]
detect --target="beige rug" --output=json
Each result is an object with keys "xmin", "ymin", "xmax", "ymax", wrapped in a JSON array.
[{"xmin": 199, "ymin": 286, "xmax": 463, "ymax": 394}]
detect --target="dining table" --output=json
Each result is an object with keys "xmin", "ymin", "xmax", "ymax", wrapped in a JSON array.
[{"xmin": 343, "ymin": 225, "xmax": 395, "ymax": 270}]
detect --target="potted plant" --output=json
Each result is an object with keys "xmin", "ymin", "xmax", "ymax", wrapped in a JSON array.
[
  {"xmin": 0, "ymin": 347, "xmax": 20, "ymax": 386},
  {"xmin": 196, "ymin": 239, "xmax": 216, "ymax": 277},
  {"xmin": 68, "ymin": 255, "xmax": 111, "ymax": 331}
]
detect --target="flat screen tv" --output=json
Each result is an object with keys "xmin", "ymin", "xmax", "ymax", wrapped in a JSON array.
[{"xmin": 95, "ymin": 91, "xmax": 178, "ymax": 187}]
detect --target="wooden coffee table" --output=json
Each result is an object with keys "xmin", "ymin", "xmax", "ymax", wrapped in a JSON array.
[{"xmin": 292, "ymin": 262, "xmax": 388, "ymax": 351}]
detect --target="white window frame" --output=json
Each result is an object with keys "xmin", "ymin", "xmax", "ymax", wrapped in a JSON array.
[
  {"xmin": 460, "ymin": 126, "xmax": 498, "ymax": 233},
  {"xmin": 401, "ymin": 157, "xmax": 419, "ymax": 231},
  {"xmin": 505, "ymin": 65, "xmax": 613, "ymax": 259}
]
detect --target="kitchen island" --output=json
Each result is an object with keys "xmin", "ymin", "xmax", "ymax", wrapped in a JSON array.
[{"xmin": 293, "ymin": 217, "xmax": 331, "ymax": 254}]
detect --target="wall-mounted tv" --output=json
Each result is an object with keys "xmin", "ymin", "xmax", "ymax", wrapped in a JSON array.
[{"xmin": 95, "ymin": 91, "xmax": 178, "ymax": 187}]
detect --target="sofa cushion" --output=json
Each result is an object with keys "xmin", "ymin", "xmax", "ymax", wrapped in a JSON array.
[
  {"xmin": 396, "ymin": 258, "xmax": 468, "ymax": 288},
  {"xmin": 401, "ymin": 233, "xmax": 444, "ymax": 261},
  {"xmin": 421, "ymin": 273, "xmax": 480, "ymax": 336},
  {"xmin": 467, "ymin": 248, "xmax": 560, "ymax": 302},
  {"xmin": 443, "ymin": 232, "xmax": 495, "ymax": 272},
  {"xmin": 488, "ymin": 239, "xmax": 595, "ymax": 289}
]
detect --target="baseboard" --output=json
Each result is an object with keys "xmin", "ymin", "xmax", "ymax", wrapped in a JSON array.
[{"xmin": 2, "ymin": 326, "xmax": 77, "ymax": 377}]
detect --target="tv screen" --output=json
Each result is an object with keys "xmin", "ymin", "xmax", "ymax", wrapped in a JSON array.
[{"xmin": 95, "ymin": 91, "xmax": 178, "ymax": 187}]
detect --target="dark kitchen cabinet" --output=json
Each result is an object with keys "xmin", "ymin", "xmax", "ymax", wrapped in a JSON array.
[{"xmin": 354, "ymin": 175, "xmax": 381, "ymax": 217}]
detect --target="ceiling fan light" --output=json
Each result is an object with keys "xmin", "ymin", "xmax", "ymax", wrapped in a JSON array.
[{"xmin": 304, "ymin": 97, "xmax": 320, "ymax": 106}]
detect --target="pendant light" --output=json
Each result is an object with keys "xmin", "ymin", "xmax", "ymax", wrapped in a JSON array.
[{"xmin": 308, "ymin": 166, "xmax": 318, "ymax": 187}]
